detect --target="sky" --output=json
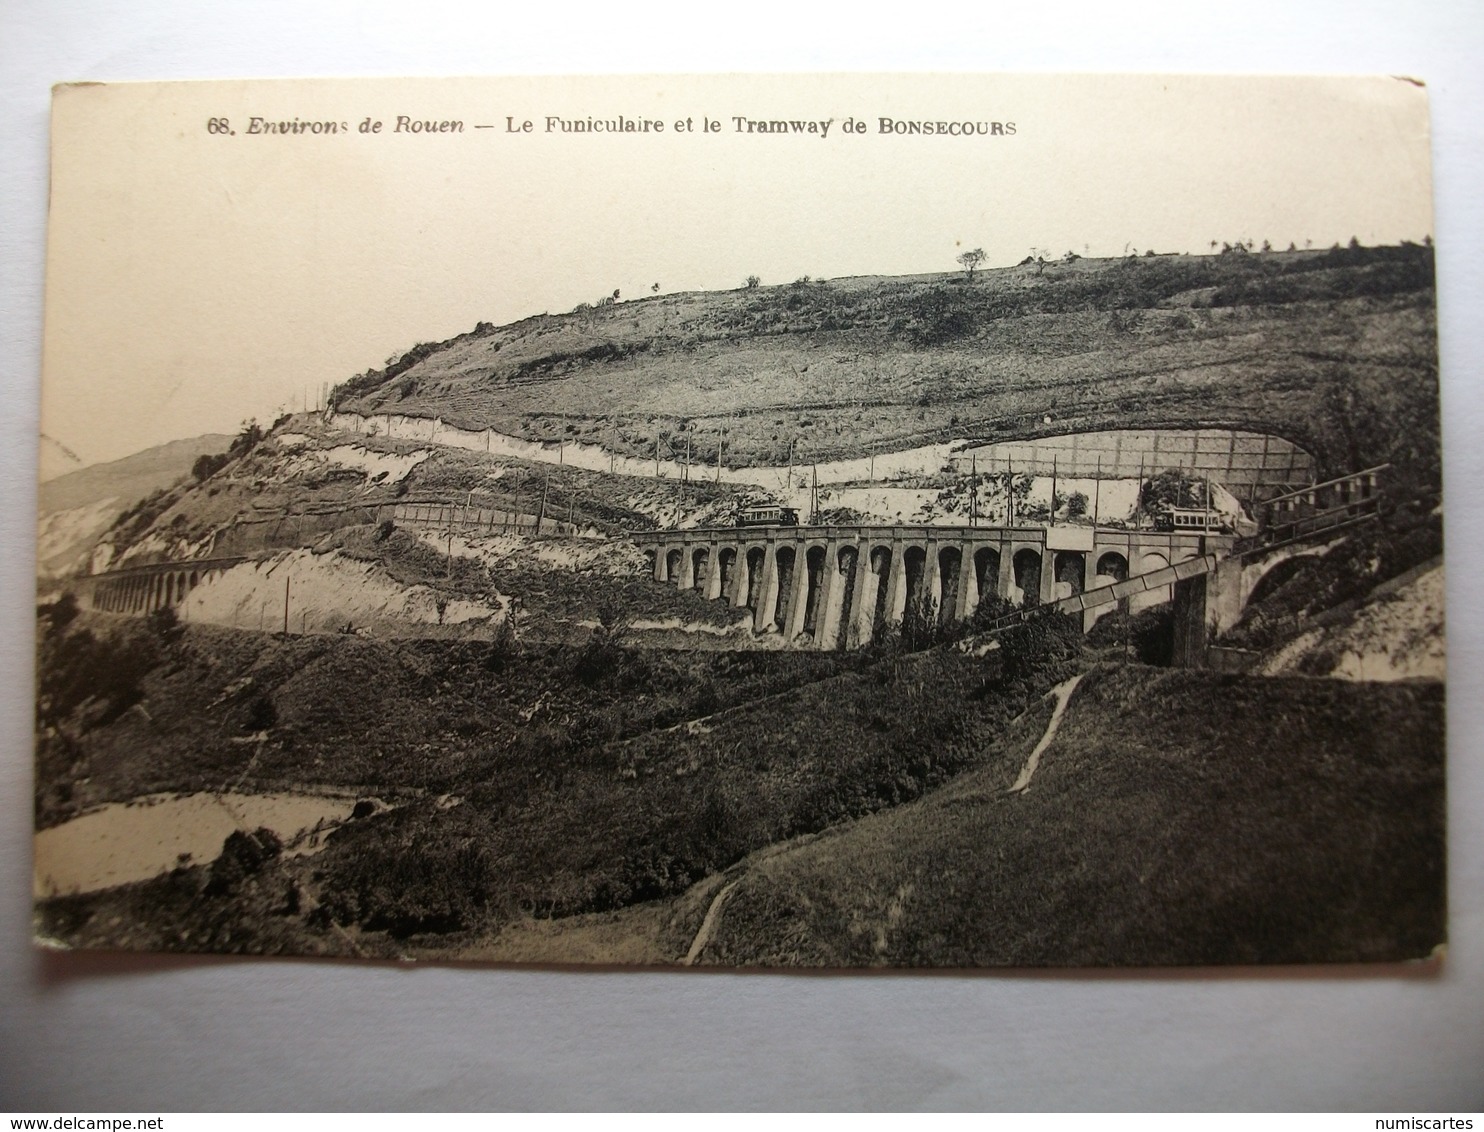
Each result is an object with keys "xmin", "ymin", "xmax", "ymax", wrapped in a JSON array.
[{"xmin": 39, "ymin": 73, "xmax": 1435, "ymax": 474}]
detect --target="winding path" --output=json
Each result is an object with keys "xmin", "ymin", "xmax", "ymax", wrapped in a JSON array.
[
  {"xmin": 681, "ymin": 673, "xmax": 1088, "ymax": 961},
  {"xmin": 1009, "ymin": 673, "xmax": 1084, "ymax": 793},
  {"xmin": 682, "ymin": 879, "xmax": 742, "ymax": 966}
]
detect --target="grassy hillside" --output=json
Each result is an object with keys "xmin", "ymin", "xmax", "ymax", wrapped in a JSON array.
[
  {"xmin": 39, "ymin": 434, "xmax": 231, "ymax": 515},
  {"xmin": 38, "ymin": 611, "xmax": 1443, "ymax": 966},
  {"xmin": 696, "ymin": 665, "xmax": 1445, "ymax": 967},
  {"xmin": 333, "ymin": 244, "xmax": 1439, "ymax": 482}
]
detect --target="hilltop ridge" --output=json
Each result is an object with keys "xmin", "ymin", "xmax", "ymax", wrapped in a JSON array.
[{"xmin": 332, "ymin": 244, "xmax": 1438, "ymax": 484}]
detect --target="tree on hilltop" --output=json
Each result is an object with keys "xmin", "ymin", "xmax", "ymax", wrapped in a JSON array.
[{"xmin": 956, "ymin": 247, "xmax": 987, "ymax": 281}]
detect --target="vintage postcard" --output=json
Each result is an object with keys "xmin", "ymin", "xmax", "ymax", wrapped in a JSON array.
[{"xmin": 33, "ymin": 74, "xmax": 1444, "ymax": 966}]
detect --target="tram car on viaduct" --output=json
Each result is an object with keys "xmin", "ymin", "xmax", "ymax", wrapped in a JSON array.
[
  {"xmin": 1153, "ymin": 505, "xmax": 1232, "ymax": 534},
  {"xmin": 735, "ymin": 504, "xmax": 800, "ymax": 527}
]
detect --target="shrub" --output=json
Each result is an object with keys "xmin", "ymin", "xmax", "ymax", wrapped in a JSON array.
[
  {"xmin": 573, "ymin": 632, "xmax": 625, "ymax": 687},
  {"xmin": 147, "ymin": 606, "xmax": 184, "ymax": 646},
  {"xmin": 484, "ymin": 616, "xmax": 518, "ymax": 674},
  {"xmin": 192, "ymin": 452, "xmax": 230, "ymax": 481},
  {"xmin": 39, "ymin": 593, "xmax": 79, "ymax": 636},
  {"xmin": 1139, "ymin": 468, "xmax": 1210, "ymax": 516},
  {"xmin": 900, "ymin": 594, "xmax": 955, "ymax": 652},
  {"xmin": 205, "ymin": 827, "xmax": 283, "ymax": 897},
  {"xmin": 245, "ymin": 694, "xmax": 278, "ymax": 733},
  {"xmin": 1129, "ymin": 606, "xmax": 1175, "ymax": 665},
  {"xmin": 956, "ymin": 247, "xmax": 987, "ymax": 280},
  {"xmin": 227, "ymin": 420, "xmax": 264, "ymax": 460},
  {"xmin": 995, "ymin": 610, "xmax": 1083, "ymax": 684},
  {"xmin": 37, "ymin": 625, "xmax": 159, "ymax": 730},
  {"xmin": 318, "ymin": 812, "xmax": 496, "ymax": 937}
]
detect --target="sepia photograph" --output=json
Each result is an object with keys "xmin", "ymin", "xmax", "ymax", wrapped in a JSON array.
[{"xmin": 32, "ymin": 72, "xmax": 1445, "ymax": 968}]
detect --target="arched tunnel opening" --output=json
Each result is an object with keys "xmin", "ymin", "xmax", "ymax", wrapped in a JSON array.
[
  {"xmin": 803, "ymin": 546, "xmax": 826, "ymax": 636},
  {"xmin": 1054, "ymin": 550, "xmax": 1087, "ymax": 600},
  {"xmin": 938, "ymin": 546, "xmax": 962, "ymax": 628},
  {"xmin": 1091, "ymin": 550, "xmax": 1131, "ymax": 618},
  {"xmin": 1096, "ymin": 551, "xmax": 1129, "ymax": 583},
  {"xmin": 745, "ymin": 547, "xmax": 766, "ymax": 610},
  {"xmin": 902, "ymin": 546, "xmax": 928, "ymax": 630},
  {"xmin": 773, "ymin": 547, "xmax": 796, "ymax": 631},
  {"xmin": 691, "ymin": 548, "xmax": 710, "ymax": 592},
  {"xmin": 834, "ymin": 545, "xmax": 859, "ymax": 648},
  {"xmin": 974, "ymin": 548, "xmax": 1000, "ymax": 610},
  {"xmin": 869, "ymin": 546, "xmax": 893, "ymax": 638},
  {"xmin": 665, "ymin": 548, "xmax": 683, "ymax": 584},
  {"xmin": 1013, "ymin": 548, "xmax": 1042, "ymax": 607},
  {"xmin": 717, "ymin": 547, "xmax": 736, "ymax": 599}
]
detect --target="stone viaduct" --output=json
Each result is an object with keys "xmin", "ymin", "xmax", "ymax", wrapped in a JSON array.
[
  {"xmin": 631, "ymin": 524, "xmax": 1234, "ymax": 650},
  {"xmin": 77, "ymin": 557, "xmax": 244, "ymax": 616}
]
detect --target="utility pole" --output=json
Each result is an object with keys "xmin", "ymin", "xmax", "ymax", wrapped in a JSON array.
[
  {"xmin": 1050, "ymin": 454, "xmax": 1058, "ymax": 527},
  {"xmin": 1007, "ymin": 456, "xmax": 1015, "ymax": 526},
  {"xmin": 1093, "ymin": 454, "xmax": 1101, "ymax": 526},
  {"xmin": 535, "ymin": 473, "xmax": 550, "ymax": 535},
  {"xmin": 810, "ymin": 464, "xmax": 819, "ymax": 525},
  {"xmin": 1204, "ymin": 463, "xmax": 1213, "ymax": 531},
  {"xmin": 1136, "ymin": 455, "xmax": 1145, "ymax": 528},
  {"xmin": 716, "ymin": 431, "xmax": 724, "ymax": 484},
  {"xmin": 970, "ymin": 453, "xmax": 978, "ymax": 527},
  {"xmin": 684, "ymin": 429, "xmax": 691, "ymax": 484},
  {"xmin": 282, "ymin": 575, "xmax": 290, "ymax": 636}
]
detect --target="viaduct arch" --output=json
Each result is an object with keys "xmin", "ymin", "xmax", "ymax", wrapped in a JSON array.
[
  {"xmin": 633, "ymin": 523, "xmax": 1231, "ymax": 651},
  {"xmin": 75, "ymin": 557, "xmax": 245, "ymax": 618}
]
